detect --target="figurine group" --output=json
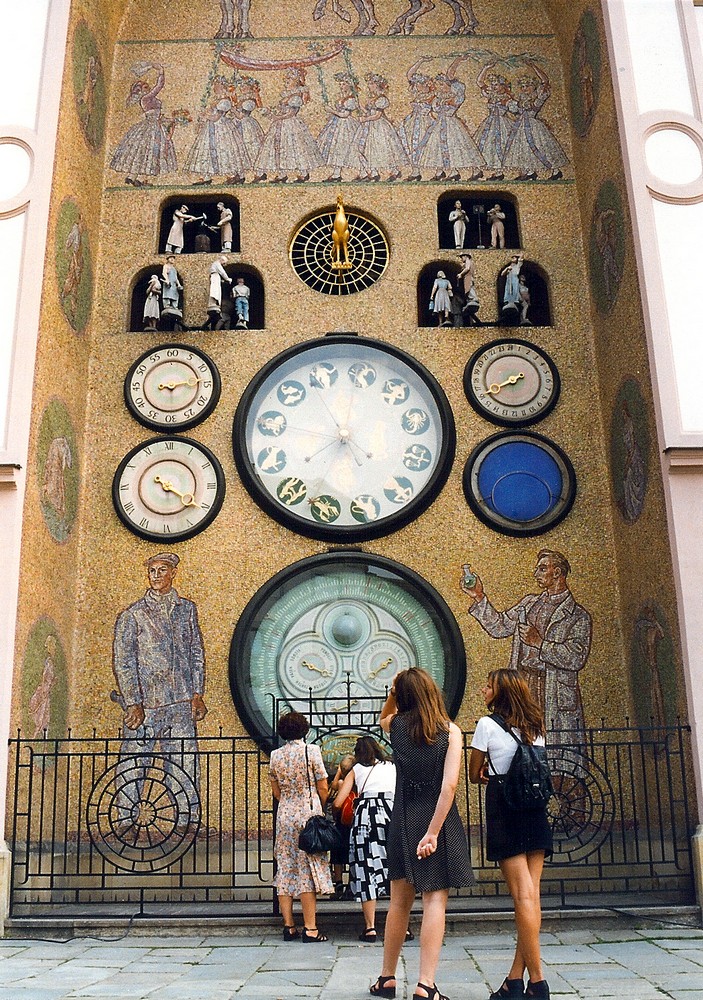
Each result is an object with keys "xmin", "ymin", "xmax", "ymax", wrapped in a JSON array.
[
  {"xmin": 430, "ymin": 197, "xmax": 532, "ymax": 328},
  {"xmin": 142, "ymin": 254, "xmax": 252, "ymax": 332},
  {"xmin": 164, "ymin": 202, "xmax": 235, "ymax": 255}
]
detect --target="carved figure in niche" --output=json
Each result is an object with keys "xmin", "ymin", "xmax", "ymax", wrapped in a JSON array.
[
  {"xmin": 253, "ymin": 67, "xmax": 323, "ymax": 183},
  {"xmin": 388, "ymin": 0, "xmax": 478, "ymax": 36},
  {"xmin": 205, "ymin": 255, "xmax": 232, "ymax": 329},
  {"xmin": 112, "ymin": 553, "xmax": 207, "ymax": 836},
  {"xmin": 185, "ymin": 76, "xmax": 250, "ymax": 185},
  {"xmin": 215, "ymin": 0, "xmax": 252, "ymax": 38},
  {"xmin": 419, "ymin": 55, "xmax": 485, "ymax": 181},
  {"xmin": 29, "ymin": 635, "xmax": 57, "ymax": 738},
  {"xmin": 109, "ymin": 62, "xmax": 186, "ymax": 186},
  {"xmin": 355, "ymin": 72, "xmax": 409, "ymax": 181},
  {"xmin": 42, "ymin": 436, "xmax": 72, "ymax": 518},
  {"xmin": 449, "ymin": 199, "xmax": 468, "ymax": 249},
  {"xmin": 317, "ymin": 72, "xmax": 362, "ymax": 182},
  {"xmin": 487, "ymin": 202, "xmax": 506, "ymax": 248},
  {"xmin": 502, "ymin": 60, "xmax": 569, "ymax": 181},
  {"xmin": 210, "ymin": 202, "xmax": 234, "ymax": 251},
  {"xmin": 399, "ymin": 59, "xmax": 436, "ymax": 181},
  {"xmin": 161, "ymin": 257, "xmax": 183, "ymax": 314},
  {"xmin": 232, "ymin": 276, "xmax": 251, "ymax": 328},
  {"xmin": 331, "ymin": 195, "xmax": 351, "ymax": 269},
  {"xmin": 457, "ymin": 252, "xmax": 480, "ymax": 325},
  {"xmin": 518, "ymin": 273, "xmax": 531, "ymax": 325},
  {"xmin": 143, "ymin": 274, "xmax": 162, "ymax": 331},
  {"xmin": 460, "ymin": 549, "xmax": 592, "ymax": 738},
  {"xmin": 232, "ymin": 76, "xmax": 264, "ymax": 166},
  {"xmin": 500, "ymin": 252, "xmax": 523, "ymax": 319},
  {"xmin": 60, "ymin": 215, "xmax": 85, "ymax": 326},
  {"xmin": 165, "ymin": 205, "xmax": 203, "ymax": 254},
  {"xmin": 475, "ymin": 62, "xmax": 515, "ymax": 180},
  {"xmin": 429, "ymin": 270, "xmax": 453, "ymax": 327}
]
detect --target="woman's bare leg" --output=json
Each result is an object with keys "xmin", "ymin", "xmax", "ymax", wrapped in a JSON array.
[
  {"xmin": 499, "ymin": 851, "xmax": 545, "ymax": 983},
  {"xmin": 416, "ymin": 889, "xmax": 450, "ymax": 995},
  {"xmin": 378, "ymin": 879, "xmax": 415, "ymax": 981}
]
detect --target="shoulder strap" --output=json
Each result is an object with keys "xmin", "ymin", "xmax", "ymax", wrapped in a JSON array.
[
  {"xmin": 357, "ymin": 761, "xmax": 377, "ymax": 795},
  {"xmin": 490, "ymin": 712, "xmax": 524, "ymax": 745},
  {"xmin": 304, "ymin": 745, "xmax": 314, "ymax": 809}
]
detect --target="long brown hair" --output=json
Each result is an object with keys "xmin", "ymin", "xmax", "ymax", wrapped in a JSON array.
[
  {"xmin": 486, "ymin": 669, "xmax": 544, "ymax": 744},
  {"xmin": 394, "ymin": 667, "xmax": 449, "ymax": 745}
]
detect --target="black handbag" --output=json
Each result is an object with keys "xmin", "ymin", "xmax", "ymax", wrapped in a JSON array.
[{"xmin": 298, "ymin": 746, "xmax": 340, "ymax": 855}]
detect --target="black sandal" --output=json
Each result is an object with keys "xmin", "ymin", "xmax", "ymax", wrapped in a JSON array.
[
  {"xmin": 301, "ymin": 927, "xmax": 329, "ymax": 942},
  {"xmin": 413, "ymin": 984, "xmax": 449, "ymax": 1000},
  {"xmin": 370, "ymin": 975, "xmax": 396, "ymax": 998},
  {"xmin": 490, "ymin": 978, "xmax": 525, "ymax": 999},
  {"xmin": 282, "ymin": 925, "xmax": 299, "ymax": 941},
  {"xmin": 359, "ymin": 927, "xmax": 377, "ymax": 941}
]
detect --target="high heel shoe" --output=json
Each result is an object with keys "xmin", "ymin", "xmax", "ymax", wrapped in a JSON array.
[
  {"xmin": 282, "ymin": 925, "xmax": 299, "ymax": 941},
  {"xmin": 489, "ymin": 977, "xmax": 525, "ymax": 998},
  {"xmin": 413, "ymin": 984, "xmax": 449, "ymax": 1000},
  {"xmin": 370, "ymin": 975, "xmax": 396, "ymax": 998},
  {"xmin": 525, "ymin": 981, "xmax": 549, "ymax": 998},
  {"xmin": 301, "ymin": 927, "xmax": 329, "ymax": 942}
]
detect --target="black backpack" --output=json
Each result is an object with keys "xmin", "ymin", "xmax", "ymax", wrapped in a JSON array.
[{"xmin": 488, "ymin": 713, "xmax": 554, "ymax": 812}]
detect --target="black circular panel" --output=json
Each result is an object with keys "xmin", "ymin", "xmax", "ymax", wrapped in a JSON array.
[
  {"xmin": 289, "ymin": 209, "xmax": 389, "ymax": 295},
  {"xmin": 229, "ymin": 551, "xmax": 466, "ymax": 750}
]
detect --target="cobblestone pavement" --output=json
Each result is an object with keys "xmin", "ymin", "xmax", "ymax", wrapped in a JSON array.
[{"xmin": 1, "ymin": 921, "xmax": 702, "ymax": 999}]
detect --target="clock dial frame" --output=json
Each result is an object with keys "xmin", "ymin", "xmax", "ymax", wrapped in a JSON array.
[
  {"xmin": 124, "ymin": 344, "xmax": 221, "ymax": 432},
  {"xmin": 232, "ymin": 333, "xmax": 456, "ymax": 543},
  {"xmin": 463, "ymin": 430, "xmax": 576, "ymax": 537},
  {"xmin": 229, "ymin": 550, "xmax": 466, "ymax": 750},
  {"xmin": 289, "ymin": 208, "xmax": 389, "ymax": 295},
  {"xmin": 112, "ymin": 435, "xmax": 226, "ymax": 541},
  {"xmin": 464, "ymin": 339, "xmax": 560, "ymax": 427}
]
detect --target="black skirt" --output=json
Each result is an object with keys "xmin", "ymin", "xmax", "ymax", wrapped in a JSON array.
[{"xmin": 485, "ymin": 776, "xmax": 553, "ymax": 862}]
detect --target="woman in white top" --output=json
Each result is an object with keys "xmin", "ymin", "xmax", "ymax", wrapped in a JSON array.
[
  {"xmin": 336, "ymin": 736, "xmax": 396, "ymax": 941},
  {"xmin": 470, "ymin": 669, "xmax": 553, "ymax": 1000}
]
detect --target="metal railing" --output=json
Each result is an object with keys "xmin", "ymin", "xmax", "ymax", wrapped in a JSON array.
[{"xmin": 6, "ymin": 717, "xmax": 695, "ymax": 917}]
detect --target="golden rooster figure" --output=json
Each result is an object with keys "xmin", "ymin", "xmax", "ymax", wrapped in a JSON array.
[{"xmin": 331, "ymin": 194, "xmax": 352, "ymax": 270}]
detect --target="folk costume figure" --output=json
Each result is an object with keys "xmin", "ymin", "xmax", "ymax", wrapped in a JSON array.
[
  {"xmin": 317, "ymin": 71, "xmax": 363, "ymax": 181},
  {"xmin": 184, "ymin": 76, "xmax": 250, "ymax": 185},
  {"xmin": 143, "ymin": 274, "xmax": 162, "ymax": 330},
  {"xmin": 430, "ymin": 270, "xmax": 453, "ymax": 326},
  {"xmin": 419, "ymin": 59, "xmax": 485, "ymax": 181},
  {"xmin": 110, "ymin": 62, "xmax": 177, "ymax": 186},
  {"xmin": 254, "ymin": 67, "xmax": 323, "ymax": 183},
  {"xmin": 502, "ymin": 61, "xmax": 569, "ymax": 181},
  {"xmin": 501, "ymin": 253, "xmax": 523, "ymax": 317},
  {"xmin": 400, "ymin": 60, "xmax": 436, "ymax": 181},
  {"xmin": 475, "ymin": 63, "xmax": 515, "ymax": 180},
  {"xmin": 356, "ymin": 73, "xmax": 409, "ymax": 181},
  {"xmin": 232, "ymin": 76, "xmax": 264, "ymax": 168}
]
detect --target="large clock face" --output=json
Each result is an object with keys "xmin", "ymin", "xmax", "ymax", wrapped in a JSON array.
[
  {"xmin": 232, "ymin": 334, "xmax": 455, "ymax": 542},
  {"xmin": 112, "ymin": 436, "xmax": 226, "ymax": 541},
  {"xmin": 229, "ymin": 551, "xmax": 466, "ymax": 749}
]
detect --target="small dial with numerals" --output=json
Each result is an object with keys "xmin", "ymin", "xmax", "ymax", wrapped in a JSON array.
[
  {"xmin": 124, "ymin": 344, "xmax": 221, "ymax": 431},
  {"xmin": 464, "ymin": 339, "xmax": 560, "ymax": 427},
  {"xmin": 112, "ymin": 436, "xmax": 225, "ymax": 541}
]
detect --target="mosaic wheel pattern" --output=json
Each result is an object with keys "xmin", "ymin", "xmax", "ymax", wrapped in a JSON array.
[
  {"xmin": 289, "ymin": 210, "xmax": 389, "ymax": 295},
  {"xmin": 547, "ymin": 746, "xmax": 615, "ymax": 863}
]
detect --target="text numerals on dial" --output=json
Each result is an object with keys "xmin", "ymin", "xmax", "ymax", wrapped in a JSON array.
[
  {"xmin": 125, "ymin": 344, "xmax": 221, "ymax": 431},
  {"xmin": 112, "ymin": 436, "xmax": 225, "ymax": 541},
  {"xmin": 464, "ymin": 339, "xmax": 560, "ymax": 427}
]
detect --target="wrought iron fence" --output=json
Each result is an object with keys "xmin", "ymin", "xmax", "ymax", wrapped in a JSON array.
[{"xmin": 6, "ymin": 717, "xmax": 695, "ymax": 918}]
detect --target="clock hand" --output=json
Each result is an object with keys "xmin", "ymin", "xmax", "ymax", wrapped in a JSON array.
[
  {"xmin": 157, "ymin": 376, "xmax": 202, "ymax": 390},
  {"xmin": 301, "ymin": 659, "xmax": 332, "ymax": 678},
  {"xmin": 368, "ymin": 656, "xmax": 393, "ymax": 680},
  {"xmin": 153, "ymin": 475, "xmax": 200, "ymax": 507},
  {"xmin": 304, "ymin": 439, "xmax": 341, "ymax": 462},
  {"xmin": 486, "ymin": 372, "xmax": 525, "ymax": 395}
]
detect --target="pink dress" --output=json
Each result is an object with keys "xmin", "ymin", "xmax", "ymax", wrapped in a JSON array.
[{"xmin": 269, "ymin": 740, "xmax": 334, "ymax": 896}]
